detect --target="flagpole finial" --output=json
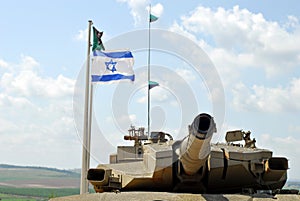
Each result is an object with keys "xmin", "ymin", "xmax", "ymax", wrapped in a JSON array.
[{"xmin": 88, "ymin": 20, "xmax": 93, "ymax": 25}]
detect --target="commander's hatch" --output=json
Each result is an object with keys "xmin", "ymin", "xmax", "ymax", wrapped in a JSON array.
[{"xmin": 225, "ymin": 130, "xmax": 256, "ymax": 148}]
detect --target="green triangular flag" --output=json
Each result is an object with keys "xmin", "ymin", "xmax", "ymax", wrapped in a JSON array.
[
  {"xmin": 149, "ymin": 81, "xmax": 159, "ymax": 89},
  {"xmin": 150, "ymin": 14, "xmax": 158, "ymax": 23},
  {"xmin": 92, "ymin": 27, "xmax": 105, "ymax": 51}
]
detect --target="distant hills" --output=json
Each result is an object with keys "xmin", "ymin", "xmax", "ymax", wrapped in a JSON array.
[
  {"xmin": 0, "ymin": 164, "xmax": 80, "ymax": 175},
  {"xmin": 0, "ymin": 164, "xmax": 80, "ymax": 188}
]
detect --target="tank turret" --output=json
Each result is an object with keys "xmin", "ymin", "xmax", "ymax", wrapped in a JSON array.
[{"xmin": 87, "ymin": 113, "xmax": 288, "ymax": 194}]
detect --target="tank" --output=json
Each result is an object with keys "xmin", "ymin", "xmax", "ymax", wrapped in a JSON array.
[{"xmin": 87, "ymin": 113, "xmax": 288, "ymax": 194}]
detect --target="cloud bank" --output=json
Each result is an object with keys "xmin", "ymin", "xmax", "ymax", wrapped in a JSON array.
[{"xmin": 0, "ymin": 55, "xmax": 79, "ymax": 168}]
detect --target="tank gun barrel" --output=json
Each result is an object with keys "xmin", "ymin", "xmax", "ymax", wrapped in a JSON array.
[{"xmin": 179, "ymin": 113, "xmax": 216, "ymax": 175}]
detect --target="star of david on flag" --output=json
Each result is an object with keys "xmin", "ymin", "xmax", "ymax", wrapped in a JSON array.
[
  {"xmin": 91, "ymin": 50, "xmax": 135, "ymax": 83},
  {"xmin": 105, "ymin": 59, "xmax": 117, "ymax": 72}
]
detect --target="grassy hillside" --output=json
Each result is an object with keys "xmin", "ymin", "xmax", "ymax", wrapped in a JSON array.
[
  {"xmin": 0, "ymin": 164, "xmax": 79, "ymax": 178},
  {"xmin": 0, "ymin": 164, "xmax": 86, "ymax": 200},
  {"xmin": 0, "ymin": 164, "xmax": 80, "ymax": 188}
]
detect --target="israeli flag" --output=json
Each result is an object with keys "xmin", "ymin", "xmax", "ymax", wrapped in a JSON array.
[{"xmin": 91, "ymin": 50, "xmax": 135, "ymax": 82}]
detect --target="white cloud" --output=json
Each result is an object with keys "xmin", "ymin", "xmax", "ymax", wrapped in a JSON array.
[
  {"xmin": 0, "ymin": 56, "xmax": 79, "ymax": 168},
  {"xmin": 19, "ymin": 55, "xmax": 39, "ymax": 71},
  {"xmin": 1, "ymin": 57, "xmax": 74, "ymax": 99},
  {"xmin": 288, "ymin": 125, "xmax": 300, "ymax": 133},
  {"xmin": 0, "ymin": 93, "xmax": 35, "ymax": 110},
  {"xmin": 137, "ymin": 86, "xmax": 170, "ymax": 104},
  {"xmin": 106, "ymin": 114, "xmax": 136, "ymax": 124},
  {"xmin": 0, "ymin": 118, "xmax": 18, "ymax": 133},
  {"xmin": 170, "ymin": 5, "xmax": 300, "ymax": 79},
  {"xmin": 175, "ymin": 68, "xmax": 196, "ymax": 82},
  {"xmin": 170, "ymin": 100, "xmax": 179, "ymax": 107},
  {"xmin": 285, "ymin": 15, "xmax": 299, "ymax": 29},
  {"xmin": 74, "ymin": 28, "xmax": 88, "ymax": 42},
  {"xmin": 117, "ymin": 0, "xmax": 149, "ymax": 25},
  {"xmin": 137, "ymin": 95, "xmax": 146, "ymax": 104},
  {"xmin": 148, "ymin": 3, "xmax": 163, "ymax": 17},
  {"xmin": 151, "ymin": 87, "xmax": 169, "ymax": 102},
  {"xmin": 117, "ymin": 0, "xmax": 163, "ymax": 26},
  {"xmin": 169, "ymin": 22, "xmax": 203, "ymax": 46},
  {"xmin": 232, "ymin": 78, "xmax": 300, "ymax": 113},
  {"xmin": 0, "ymin": 59, "xmax": 9, "ymax": 69}
]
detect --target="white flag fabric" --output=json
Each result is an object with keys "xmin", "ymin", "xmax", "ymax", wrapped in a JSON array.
[{"xmin": 91, "ymin": 50, "xmax": 135, "ymax": 82}]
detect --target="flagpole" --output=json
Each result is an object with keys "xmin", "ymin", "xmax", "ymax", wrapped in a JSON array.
[
  {"xmin": 147, "ymin": 4, "xmax": 151, "ymax": 137},
  {"xmin": 80, "ymin": 19, "xmax": 92, "ymax": 194},
  {"xmin": 87, "ymin": 83, "xmax": 94, "ymax": 177}
]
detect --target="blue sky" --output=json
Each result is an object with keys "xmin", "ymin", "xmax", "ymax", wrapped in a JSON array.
[{"xmin": 1, "ymin": 0, "xmax": 300, "ymax": 181}]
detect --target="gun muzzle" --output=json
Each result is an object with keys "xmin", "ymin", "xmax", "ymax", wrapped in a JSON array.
[{"xmin": 179, "ymin": 113, "xmax": 216, "ymax": 175}]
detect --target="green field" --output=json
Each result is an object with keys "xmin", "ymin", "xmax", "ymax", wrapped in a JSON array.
[
  {"xmin": 0, "ymin": 187, "xmax": 79, "ymax": 197},
  {"xmin": 0, "ymin": 164, "xmax": 84, "ymax": 200},
  {"xmin": 0, "ymin": 187, "xmax": 95, "ymax": 200},
  {"xmin": 0, "ymin": 164, "xmax": 80, "ymax": 182},
  {"xmin": 0, "ymin": 192, "xmax": 36, "ymax": 201}
]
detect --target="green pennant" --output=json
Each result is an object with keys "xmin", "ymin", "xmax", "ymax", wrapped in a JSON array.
[
  {"xmin": 150, "ymin": 14, "xmax": 158, "ymax": 23},
  {"xmin": 92, "ymin": 27, "xmax": 105, "ymax": 51},
  {"xmin": 149, "ymin": 81, "xmax": 159, "ymax": 89}
]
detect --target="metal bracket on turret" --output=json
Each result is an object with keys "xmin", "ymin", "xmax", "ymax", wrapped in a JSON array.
[{"xmin": 107, "ymin": 174, "xmax": 122, "ymax": 190}]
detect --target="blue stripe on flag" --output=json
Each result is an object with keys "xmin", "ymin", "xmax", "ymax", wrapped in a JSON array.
[
  {"xmin": 92, "ymin": 74, "xmax": 135, "ymax": 82},
  {"xmin": 93, "ymin": 50, "xmax": 133, "ymax": 58}
]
